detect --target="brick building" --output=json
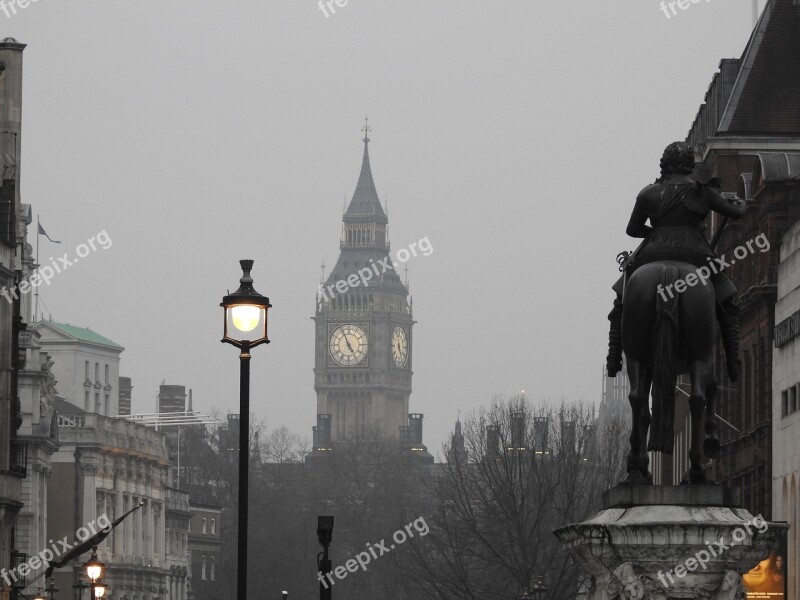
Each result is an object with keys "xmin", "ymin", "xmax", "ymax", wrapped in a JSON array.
[{"xmin": 658, "ymin": 0, "xmax": 800, "ymax": 517}]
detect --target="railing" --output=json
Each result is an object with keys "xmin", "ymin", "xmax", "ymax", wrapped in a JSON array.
[{"xmin": 58, "ymin": 413, "xmax": 86, "ymax": 428}]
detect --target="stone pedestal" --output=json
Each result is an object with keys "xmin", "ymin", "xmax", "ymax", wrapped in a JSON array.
[{"xmin": 554, "ymin": 486, "xmax": 786, "ymax": 600}]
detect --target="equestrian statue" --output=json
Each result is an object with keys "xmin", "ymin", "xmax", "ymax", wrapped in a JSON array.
[{"xmin": 606, "ymin": 142, "xmax": 746, "ymax": 485}]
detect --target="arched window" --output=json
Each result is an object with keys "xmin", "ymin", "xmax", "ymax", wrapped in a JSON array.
[
  {"xmin": 211, "ymin": 518, "xmax": 216, "ymax": 534},
  {"xmin": 202, "ymin": 517, "xmax": 207, "ymax": 534},
  {"xmin": 201, "ymin": 556, "xmax": 207, "ymax": 580},
  {"xmin": 210, "ymin": 556, "xmax": 216, "ymax": 581}
]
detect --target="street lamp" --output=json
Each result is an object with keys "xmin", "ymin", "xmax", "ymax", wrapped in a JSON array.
[
  {"xmin": 45, "ymin": 579, "xmax": 59, "ymax": 600},
  {"xmin": 220, "ymin": 259, "xmax": 272, "ymax": 600},
  {"xmin": 317, "ymin": 516, "xmax": 334, "ymax": 600},
  {"xmin": 83, "ymin": 550, "xmax": 104, "ymax": 583},
  {"xmin": 92, "ymin": 584, "xmax": 106, "ymax": 600},
  {"xmin": 529, "ymin": 576, "xmax": 547, "ymax": 600}
]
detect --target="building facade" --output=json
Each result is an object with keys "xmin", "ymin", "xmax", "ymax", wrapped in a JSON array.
[
  {"xmin": 31, "ymin": 321, "xmax": 123, "ymax": 416},
  {"xmin": 0, "ymin": 37, "xmax": 28, "ymax": 600},
  {"xmin": 657, "ymin": 0, "xmax": 800, "ymax": 518},
  {"xmin": 772, "ymin": 218, "xmax": 800, "ymax": 598},
  {"xmin": 49, "ymin": 402, "xmax": 171, "ymax": 600},
  {"xmin": 186, "ymin": 504, "xmax": 222, "ymax": 600}
]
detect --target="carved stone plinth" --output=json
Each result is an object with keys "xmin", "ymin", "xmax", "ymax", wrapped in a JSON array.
[{"xmin": 554, "ymin": 486, "xmax": 786, "ymax": 600}]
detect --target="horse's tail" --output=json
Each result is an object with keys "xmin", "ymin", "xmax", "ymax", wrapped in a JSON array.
[{"xmin": 649, "ymin": 265, "xmax": 679, "ymax": 454}]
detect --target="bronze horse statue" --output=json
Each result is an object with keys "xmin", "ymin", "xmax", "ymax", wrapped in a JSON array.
[{"xmin": 622, "ymin": 260, "xmax": 720, "ymax": 485}]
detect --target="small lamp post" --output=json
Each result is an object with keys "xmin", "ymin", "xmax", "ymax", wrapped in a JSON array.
[
  {"xmin": 83, "ymin": 548, "xmax": 105, "ymax": 600},
  {"xmin": 220, "ymin": 259, "xmax": 272, "ymax": 600},
  {"xmin": 45, "ymin": 578, "xmax": 59, "ymax": 600},
  {"xmin": 317, "ymin": 516, "xmax": 334, "ymax": 600},
  {"xmin": 92, "ymin": 584, "xmax": 106, "ymax": 600},
  {"xmin": 529, "ymin": 576, "xmax": 547, "ymax": 600}
]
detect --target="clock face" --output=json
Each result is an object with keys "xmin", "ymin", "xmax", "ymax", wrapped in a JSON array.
[
  {"xmin": 392, "ymin": 326, "xmax": 409, "ymax": 367},
  {"xmin": 329, "ymin": 324, "xmax": 368, "ymax": 366}
]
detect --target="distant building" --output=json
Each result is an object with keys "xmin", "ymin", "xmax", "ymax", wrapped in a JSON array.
[
  {"xmin": 187, "ymin": 504, "xmax": 222, "ymax": 600},
  {"xmin": 598, "ymin": 359, "xmax": 629, "ymax": 429},
  {"xmin": 31, "ymin": 320, "xmax": 124, "ymax": 416}
]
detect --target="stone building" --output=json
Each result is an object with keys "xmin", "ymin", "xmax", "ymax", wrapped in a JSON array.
[
  {"xmin": 31, "ymin": 320, "xmax": 123, "ymax": 416},
  {"xmin": 49, "ymin": 399, "xmax": 171, "ymax": 600},
  {"xmin": 772, "ymin": 218, "xmax": 800, "ymax": 598},
  {"xmin": 13, "ymin": 201, "xmax": 60, "ymax": 599},
  {"xmin": 186, "ymin": 504, "xmax": 222, "ymax": 600},
  {"xmin": 657, "ymin": 0, "xmax": 800, "ymax": 518},
  {"xmin": 0, "ymin": 36, "xmax": 29, "ymax": 600}
]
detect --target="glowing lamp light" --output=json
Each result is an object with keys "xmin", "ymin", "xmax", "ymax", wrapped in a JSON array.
[
  {"xmin": 93, "ymin": 583, "xmax": 107, "ymax": 599},
  {"xmin": 231, "ymin": 305, "xmax": 261, "ymax": 333},
  {"xmin": 83, "ymin": 550, "xmax": 105, "ymax": 582},
  {"xmin": 221, "ymin": 260, "xmax": 272, "ymax": 349}
]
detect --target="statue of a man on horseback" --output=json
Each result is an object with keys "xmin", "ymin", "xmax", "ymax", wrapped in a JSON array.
[{"xmin": 606, "ymin": 142, "xmax": 746, "ymax": 484}]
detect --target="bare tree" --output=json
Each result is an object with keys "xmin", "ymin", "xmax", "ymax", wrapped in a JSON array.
[{"xmin": 402, "ymin": 397, "xmax": 628, "ymax": 600}]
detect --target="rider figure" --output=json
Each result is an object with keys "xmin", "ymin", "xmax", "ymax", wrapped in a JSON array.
[{"xmin": 606, "ymin": 142, "xmax": 747, "ymax": 381}]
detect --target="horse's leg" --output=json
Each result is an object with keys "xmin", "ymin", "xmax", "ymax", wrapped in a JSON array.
[
  {"xmin": 687, "ymin": 360, "xmax": 711, "ymax": 484},
  {"xmin": 638, "ymin": 367, "xmax": 654, "ymax": 483},
  {"xmin": 625, "ymin": 359, "xmax": 651, "ymax": 485},
  {"xmin": 703, "ymin": 377, "xmax": 720, "ymax": 459}
]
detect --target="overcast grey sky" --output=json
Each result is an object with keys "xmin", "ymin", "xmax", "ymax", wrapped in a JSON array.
[{"xmin": 4, "ymin": 0, "xmax": 763, "ymax": 454}]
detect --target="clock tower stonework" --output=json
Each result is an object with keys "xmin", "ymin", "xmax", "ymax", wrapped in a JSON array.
[{"xmin": 313, "ymin": 126, "xmax": 413, "ymax": 443}]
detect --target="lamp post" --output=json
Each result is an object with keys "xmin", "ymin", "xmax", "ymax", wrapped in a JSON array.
[
  {"xmin": 82, "ymin": 548, "xmax": 104, "ymax": 600},
  {"xmin": 317, "ymin": 516, "xmax": 334, "ymax": 600},
  {"xmin": 45, "ymin": 578, "xmax": 59, "ymax": 600},
  {"xmin": 529, "ymin": 576, "xmax": 547, "ymax": 600},
  {"xmin": 220, "ymin": 259, "xmax": 272, "ymax": 600}
]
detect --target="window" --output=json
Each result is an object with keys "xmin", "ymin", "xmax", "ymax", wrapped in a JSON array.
[
  {"xmin": 85, "ymin": 390, "xmax": 90, "ymax": 412},
  {"xmin": 105, "ymin": 364, "xmax": 109, "ymax": 383},
  {"xmin": 188, "ymin": 519, "xmax": 191, "ymax": 532},
  {"xmin": 95, "ymin": 393, "xmax": 100, "ymax": 414},
  {"xmin": 105, "ymin": 395, "xmax": 110, "ymax": 416},
  {"xmin": 211, "ymin": 518, "xmax": 216, "ymax": 534},
  {"xmin": 202, "ymin": 517, "xmax": 207, "ymax": 533},
  {"xmin": 792, "ymin": 385, "xmax": 798, "ymax": 414},
  {"xmin": 85, "ymin": 361, "xmax": 90, "ymax": 379},
  {"xmin": 783, "ymin": 390, "xmax": 789, "ymax": 418},
  {"xmin": 95, "ymin": 362, "xmax": 99, "ymax": 381},
  {"xmin": 210, "ymin": 557, "xmax": 216, "ymax": 581},
  {"xmin": 201, "ymin": 556, "xmax": 206, "ymax": 580}
]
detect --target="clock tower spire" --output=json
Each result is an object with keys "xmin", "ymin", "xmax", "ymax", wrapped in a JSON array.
[{"xmin": 313, "ymin": 124, "xmax": 414, "ymax": 445}]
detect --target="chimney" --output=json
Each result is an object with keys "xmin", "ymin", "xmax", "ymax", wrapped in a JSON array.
[
  {"xmin": 313, "ymin": 414, "xmax": 332, "ymax": 451},
  {"xmin": 533, "ymin": 417, "xmax": 549, "ymax": 454},
  {"xmin": 486, "ymin": 425, "xmax": 500, "ymax": 458},
  {"xmin": 158, "ymin": 384, "xmax": 187, "ymax": 414},
  {"xmin": 408, "ymin": 413, "xmax": 424, "ymax": 445},
  {"xmin": 510, "ymin": 410, "xmax": 526, "ymax": 451}
]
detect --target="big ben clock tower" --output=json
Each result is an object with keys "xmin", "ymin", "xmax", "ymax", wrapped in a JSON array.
[{"xmin": 313, "ymin": 121, "xmax": 414, "ymax": 443}]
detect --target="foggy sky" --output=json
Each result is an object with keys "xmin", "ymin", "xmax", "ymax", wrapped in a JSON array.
[{"xmin": 2, "ymin": 0, "xmax": 763, "ymax": 454}]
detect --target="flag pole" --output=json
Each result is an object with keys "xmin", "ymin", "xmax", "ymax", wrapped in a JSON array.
[{"xmin": 34, "ymin": 214, "xmax": 39, "ymax": 322}]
